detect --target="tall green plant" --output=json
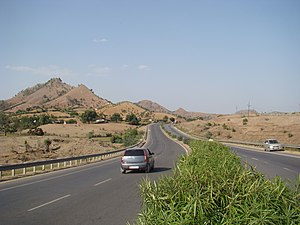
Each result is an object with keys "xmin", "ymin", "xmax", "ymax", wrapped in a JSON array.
[{"xmin": 134, "ymin": 140, "xmax": 300, "ymax": 224}]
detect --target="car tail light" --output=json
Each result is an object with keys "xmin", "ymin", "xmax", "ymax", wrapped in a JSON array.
[
  {"xmin": 121, "ymin": 157, "xmax": 124, "ymax": 163},
  {"xmin": 143, "ymin": 150, "xmax": 147, "ymax": 162}
]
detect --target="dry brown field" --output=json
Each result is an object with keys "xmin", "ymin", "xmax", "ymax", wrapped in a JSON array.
[
  {"xmin": 0, "ymin": 123, "xmax": 142, "ymax": 165},
  {"xmin": 177, "ymin": 113, "xmax": 300, "ymax": 145}
]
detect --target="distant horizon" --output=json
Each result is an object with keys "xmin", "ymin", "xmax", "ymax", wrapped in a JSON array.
[
  {"xmin": 1, "ymin": 1, "xmax": 299, "ymax": 114},
  {"xmin": 1, "ymin": 77, "xmax": 298, "ymax": 115}
]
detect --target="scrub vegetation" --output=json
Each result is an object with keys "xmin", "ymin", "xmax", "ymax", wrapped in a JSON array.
[{"xmin": 135, "ymin": 140, "xmax": 300, "ymax": 224}]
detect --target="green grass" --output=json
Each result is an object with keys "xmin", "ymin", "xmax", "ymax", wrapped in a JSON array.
[{"xmin": 134, "ymin": 140, "xmax": 300, "ymax": 224}]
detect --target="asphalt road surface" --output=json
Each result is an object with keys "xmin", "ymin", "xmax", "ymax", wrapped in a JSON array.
[{"xmin": 0, "ymin": 124, "xmax": 186, "ymax": 225}]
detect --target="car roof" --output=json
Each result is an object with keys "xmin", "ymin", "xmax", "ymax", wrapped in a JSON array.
[{"xmin": 126, "ymin": 148, "xmax": 147, "ymax": 151}]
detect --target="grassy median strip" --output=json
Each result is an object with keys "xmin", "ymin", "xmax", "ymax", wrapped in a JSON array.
[{"xmin": 134, "ymin": 140, "xmax": 300, "ymax": 224}]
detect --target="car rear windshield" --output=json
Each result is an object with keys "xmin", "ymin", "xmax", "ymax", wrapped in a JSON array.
[
  {"xmin": 269, "ymin": 140, "xmax": 279, "ymax": 144},
  {"xmin": 124, "ymin": 149, "xmax": 145, "ymax": 156}
]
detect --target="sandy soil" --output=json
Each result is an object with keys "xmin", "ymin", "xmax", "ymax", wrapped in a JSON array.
[
  {"xmin": 0, "ymin": 123, "xmax": 142, "ymax": 165},
  {"xmin": 177, "ymin": 113, "xmax": 300, "ymax": 145}
]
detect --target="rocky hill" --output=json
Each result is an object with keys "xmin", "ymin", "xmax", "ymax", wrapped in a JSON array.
[
  {"xmin": 1, "ymin": 78, "xmax": 110, "ymax": 111},
  {"xmin": 174, "ymin": 108, "xmax": 211, "ymax": 119},
  {"xmin": 44, "ymin": 84, "xmax": 110, "ymax": 109},
  {"xmin": 137, "ymin": 100, "xmax": 171, "ymax": 113},
  {"xmin": 0, "ymin": 78, "xmax": 210, "ymax": 120}
]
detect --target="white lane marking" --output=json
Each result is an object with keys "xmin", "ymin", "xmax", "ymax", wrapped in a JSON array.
[
  {"xmin": 251, "ymin": 157, "xmax": 259, "ymax": 161},
  {"xmin": 0, "ymin": 159, "xmax": 119, "ymax": 192},
  {"xmin": 283, "ymin": 167, "xmax": 293, "ymax": 172},
  {"xmin": 28, "ymin": 194, "xmax": 71, "ymax": 212},
  {"xmin": 94, "ymin": 178, "xmax": 112, "ymax": 186}
]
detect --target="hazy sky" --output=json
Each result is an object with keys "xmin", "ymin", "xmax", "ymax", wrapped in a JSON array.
[{"xmin": 1, "ymin": 0, "xmax": 299, "ymax": 114}]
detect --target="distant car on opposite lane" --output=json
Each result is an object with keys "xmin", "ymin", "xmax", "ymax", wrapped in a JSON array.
[
  {"xmin": 264, "ymin": 139, "xmax": 284, "ymax": 151},
  {"xmin": 120, "ymin": 148, "xmax": 155, "ymax": 174}
]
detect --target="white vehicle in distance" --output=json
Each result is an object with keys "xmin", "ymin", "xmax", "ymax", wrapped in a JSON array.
[{"xmin": 264, "ymin": 139, "xmax": 284, "ymax": 151}]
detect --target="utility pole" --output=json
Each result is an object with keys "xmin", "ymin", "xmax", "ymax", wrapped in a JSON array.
[{"xmin": 247, "ymin": 101, "xmax": 251, "ymax": 119}]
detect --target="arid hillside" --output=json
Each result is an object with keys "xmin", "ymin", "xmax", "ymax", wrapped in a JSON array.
[
  {"xmin": 176, "ymin": 112, "xmax": 300, "ymax": 145},
  {"xmin": 1, "ymin": 78, "xmax": 110, "ymax": 111},
  {"xmin": 137, "ymin": 100, "xmax": 171, "ymax": 113},
  {"xmin": 44, "ymin": 84, "xmax": 110, "ymax": 109}
]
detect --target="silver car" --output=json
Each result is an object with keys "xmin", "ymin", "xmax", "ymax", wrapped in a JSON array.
[
  {"xmin": 120, "ymin": 148, "xmax": 155, "ymax": 174},
  {"xmin": 264, "ymin": 139, "xmax": 283, "ymax": 151}
]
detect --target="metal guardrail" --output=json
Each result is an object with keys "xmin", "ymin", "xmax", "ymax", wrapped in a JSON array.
[
  {"xmin": 0, "ymin": 149, "xmax": 118, "ymax": 181},
  {"xmin": 0, "ymin": 128, "xmax": 148, "ymax": 181}
]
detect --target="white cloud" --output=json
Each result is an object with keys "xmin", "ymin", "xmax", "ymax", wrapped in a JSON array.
[
  {"xmin": 121, "ymin": 64, "xmax": 129, "ymax": 70},
  {"xmin": 138, "ymin": 65, "xmax": 150, "ymax": 70},
  {"xmin": 5, "ymin": 65, "xmax": 74, "ymax": 77},
  {"xmin": 88, "ymin": 64, "xmax": 112, "ymax": 76},
  {"xmin": 93, "ymin": 38, "xmax": 108, "ymax": 43}
]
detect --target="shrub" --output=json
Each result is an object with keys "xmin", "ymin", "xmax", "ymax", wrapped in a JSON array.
[
  {"xmin": 80, "ymin": 109, "xmax": 98, "ymax": 123},
  {"xmin": 123, "ymin": 128, "xmax": 140, "ymax": 146},
  {"xmin": 28, "ymin": 128, "xmax": 44, "ymax": 136},
  {"xmin": 111, "ymin": 134, "xmax": 123, "ymax": 143},
  {"xmin": 44, "ymin": 139, "xmax": 52, "ymax": 152},
  {"xmin": 243, "ymin": 118, "xmax": 248, "ymax": 125},
  {"xmin": 87, "ymin": 131, "xmax": 94, "ymax": 139},
  {"xmin": 177, "ymin": 136, "xmax": 183, "ymax": 141},
  {"xmin": 135, "ymin": 141, "xmax": 300, "ymax": 224},
  {"xmin": 66, "ymin": 119, "xmax": 77, "ymax": 124},
  {"xmin": 111, "ymin": 113, "xmax": 122, "ymax": 122},
  {"xmin": 205, "ymin": 131, "xmax": 213, "ymax": 139}
]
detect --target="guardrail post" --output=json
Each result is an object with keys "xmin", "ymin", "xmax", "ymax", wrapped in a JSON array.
[
  {"xmin": 23, "ymin": 167, "xmax": 26, "ymax": 175},
  {"xmin": 50, "ymin": 163, "xmax": 53, "ymax": 170},
  {"xmin": 0, "ymin": 171, "xmax": 2, "ymax": 180},
  {"xmin": 64, "ymin": 162, "xmax": 67, "ymax": 167},
  {"xmin": 42, "ymin": 165, "xmax": 45, "ymax": 171},
  {"xmin": 57, "ymin": 162, "xmax": 60, "ymax": 169},
  {"xmin": 69, "ymin": 160, "xmax": 72, "ymax": 166},
  {"xmin": 12, "ymin": 169, "xmax": 15, "ymax": 177},
  {"xmin": 33, "ymin": 166, "xmax": 36, "ymax": 173}
]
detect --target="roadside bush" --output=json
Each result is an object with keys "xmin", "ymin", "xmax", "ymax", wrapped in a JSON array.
[
  {"xmin": 183, "ymin": 138, "xmax": 191, "ymax": 145},
  {"xmin": 177, "ymin": 136, "xmax": 183, "ymax": 141},
  {"xmin": 134, "ymin": 140, "xmax": 300, "ymax": 225},
  {"xmin": 123, "ymin": 128, "xmax": 140, "ymax": 146},
  {"xmin": 243, "ymin": 118, "xmax": 248, "ymax": 125},
  {"xmin": 111, "ymin": 134, "xmax": 123, "ymax": 143},
  {"xmin": 66, "ymin": 119, "xmax": 77, "ymax": 124}
]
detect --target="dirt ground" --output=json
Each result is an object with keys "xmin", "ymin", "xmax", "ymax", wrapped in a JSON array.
[
  {"xmin": 0, "ymin": 123, "xmax": 144, "ymax": 165},
  {"xmin": 177, "ymin": 113, "xmax": 300, "ymax": 145}
]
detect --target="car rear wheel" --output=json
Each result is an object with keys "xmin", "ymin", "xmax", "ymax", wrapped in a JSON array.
[
  {"xmin": 121, "ymin": 168, "xmax": 126, "ymax": 174},
  {"xmin": 145, "ymin": 164, "xmax": 150, "ymax": 173}
]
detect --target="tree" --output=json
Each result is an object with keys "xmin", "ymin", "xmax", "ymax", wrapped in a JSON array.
[
  {"xmin": 111, "ymin": 113, "xmax": 122, "ymax": 122},
  {"xmin": 126, "ymin": 113, "xmax": 140, "ymax": 125},
  {"xmin": 170, "ymin": 117, "xmax": 175, "ymax": 123},
  {"xmin": 44, "ymin": 139, "xmax": 52, "ymax": 152},
  {"xmin": 163, "ymin": 115, "xmax": 169, "ymax": 123},
  {"xmin": 123, "ymin": 128, "xmax": 139, "ymax": 146},
  {"xmin": 0, "ymin": 112, "xmax": 10, "ymax": 136},
  {"xmin": 80, "ymin": 110, "xmax": 98, "ymax": 123}
]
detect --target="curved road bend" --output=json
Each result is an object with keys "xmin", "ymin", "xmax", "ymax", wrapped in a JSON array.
[
  {"xmin": 0, "ymin": 123, "xmax": 186, "ymax": 225},
  {"xmin": 165, "ymin": 124, "xmax": 300, "ymax": 186}
]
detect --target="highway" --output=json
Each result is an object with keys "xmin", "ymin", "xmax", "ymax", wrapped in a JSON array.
[
  {"xmin": 0, "ymin": 124, "xmax": 186, "ymax": 225},
  {"xmin": 164, "ymin": 124, "xmax": 300, "ymax": 186},
  {"xmin": 1, "ymin": 123, "xmax": 299, "ymax": 225}
]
